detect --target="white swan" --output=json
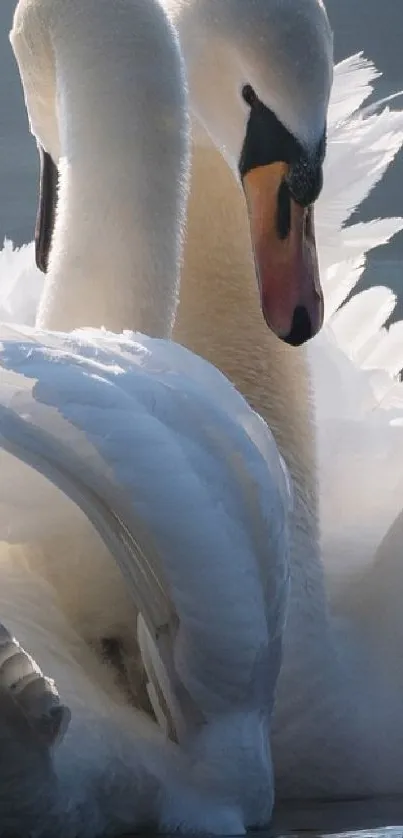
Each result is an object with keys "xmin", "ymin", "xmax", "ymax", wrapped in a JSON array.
[
  {"xmin": 0, "ymin": 0, "xmax": 291, "ymax": 832},
  {"xmin": 6, "ymin": 0, "xmax": 333, "ymax": 664},
  {"xmin": 4, "ymin": 0, "xmax": 403, "ymax": 814},
  {"xmin": 166, "ymin": 0, "xmax": 403, "ymax": 797},
  {"xmin": 5, "ymin": 0, "xmax": 333, "ymax": 749}
]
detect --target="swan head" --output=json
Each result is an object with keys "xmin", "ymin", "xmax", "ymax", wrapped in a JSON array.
[{"xmin": 173, "ymin": 0, "xmax": 333, "ymax": 345}]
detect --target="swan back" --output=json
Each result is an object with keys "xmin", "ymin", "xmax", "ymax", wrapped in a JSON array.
[
  {"xmin": 0, "ymin": 323, "xmax": 291, "ymax": 826},
  {"xmin": 11, "ymin": 0, "xmax": 189, "ymax": 335}
]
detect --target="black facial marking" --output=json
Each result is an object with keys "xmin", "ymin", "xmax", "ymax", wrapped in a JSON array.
[
  {"xmin": 241, "ymin": 84, "xmax": 257, "ymax": 107},
  {"xmin": 239, "ymin": 89, "xmax": 298, "ymax": 179},
  {"xmin": 239, "ymin": 85, "xmax": 326, "ymax": 210},
  {"xmin": 35, "ymin": 145, "xmax": 59, "ymax": 273}
]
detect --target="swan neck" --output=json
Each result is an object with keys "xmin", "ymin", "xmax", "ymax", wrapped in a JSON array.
[
  {"xmin": 35, "ymin": 0, "xmax": 188, "ymax": 337},
  {"xmin": 174, "ymin": 135, "xmax": 326, "ymax": 623}
]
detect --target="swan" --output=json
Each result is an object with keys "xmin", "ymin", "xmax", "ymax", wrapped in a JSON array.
[
  {"xmin": 14, "ymin": 0, "xmax": 188, "ymax": 337},
  {"xmin": 166, "ymin": 0, "xmax": 403, "ymax": 798},
  {"xmin": 4, "ymin": 0, "xmax": 332, "ymax": 751},
  {"xmin": 0, "ymin": 0, "xmax": 291, "ymax": 832},
  {"xmin": 7, "ymin": 0, "xmax": 333, "ymax": 668},
  {"xmin": 4, "ymin": 0, "xmax": 403, "ymax": 812}
]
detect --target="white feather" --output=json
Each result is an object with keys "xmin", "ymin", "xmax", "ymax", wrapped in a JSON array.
[
  {"xmin": 309, "ymin": 57, "xmax": 403, "ymax": 595},
  {"xmin": 0, "ymin": 323, "xmax": 290, "ymax": 826}
]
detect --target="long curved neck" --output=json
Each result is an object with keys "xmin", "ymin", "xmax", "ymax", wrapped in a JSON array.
[
  {"xmin": 174, "ymin": 130, "xmax": 328, "ymax": 630},
  {"xmin": 34, "ymin": 0, "xmax": 188, "ymax": 337}
]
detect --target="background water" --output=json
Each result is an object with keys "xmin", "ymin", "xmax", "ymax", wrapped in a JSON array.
[{"xmin": 0, "ymin": 0, "xmax": 402, "ymax": 305}]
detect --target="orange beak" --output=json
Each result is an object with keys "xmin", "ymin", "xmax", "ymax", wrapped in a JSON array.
[{"xmin": 242, "ymin": 162, "xmax": 324, "ymax": 346}]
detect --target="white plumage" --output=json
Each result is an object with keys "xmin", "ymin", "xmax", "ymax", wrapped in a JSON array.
[
  {"xmin": 311, "ymin": 54, "xmax": 403, "ymax": 589},
  {"xmin": 0, "ymin": 0, "xmax": 292, "ymax": 832},
  {"xmin": 0, "ymin": 323, "xmax": 290, "ymax": 825},
  {"xmin": 1, "ymin": 0, "xmax": 403, "ymax": 831}
]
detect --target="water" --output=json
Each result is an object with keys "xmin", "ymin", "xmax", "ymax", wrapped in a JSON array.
[{"xmin": 273, "ymin": 797, "xmax": 403, "ymax": 834}]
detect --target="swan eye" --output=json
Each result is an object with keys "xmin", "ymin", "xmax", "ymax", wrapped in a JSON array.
[{"xmin": 241, "ymin": 84, "xmax": 257, "ymax": 107}]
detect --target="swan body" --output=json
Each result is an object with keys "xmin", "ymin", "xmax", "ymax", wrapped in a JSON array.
[
  {"xmin": 156, "ymin": 0, "xmax": 403, "ymax": 796},
  {"xmin": 0, "ymin": 0, "xmax": 291, "ymax": 832},
  {"xmin": 0, "ymin": 324, "xmax": 290, "ymax": 831},
  {"xmin": 0, "ymin": 558, "xmax": 246, "ymax": 837}
]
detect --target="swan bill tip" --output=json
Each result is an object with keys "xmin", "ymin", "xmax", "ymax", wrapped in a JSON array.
[{"xmin": 282, "ymin": 305, "xmax": 313, "ymax": 346}]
